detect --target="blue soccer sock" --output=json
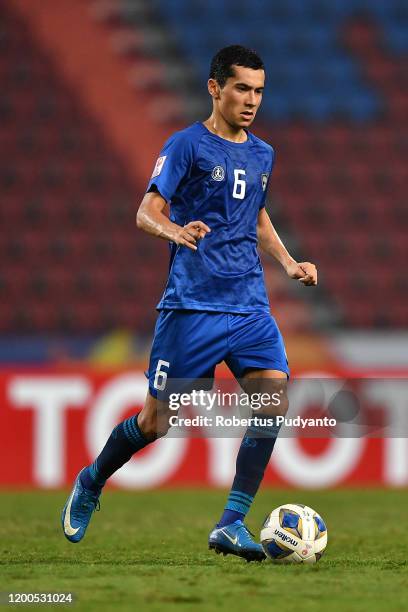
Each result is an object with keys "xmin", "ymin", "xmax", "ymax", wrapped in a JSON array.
[
  {"xmin": 80, "ymin": 414, "xmax": 149, "ymax": 492},
  {"xmin": 217, "ymin": 423, "xmax": 280, "ymax": 528}
]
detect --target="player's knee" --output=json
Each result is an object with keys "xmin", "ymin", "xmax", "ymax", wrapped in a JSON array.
[
  {"xmin": 138, "ymin": 406, "xmax": 173, "ymax": 440},
  {"xmin": 154, "ymin": 416, "xmax": 173, "ymax": 439},
  {"xmin": 268, "ymin": 381, "xmax": 289, "ymax": 417},
  {"xmin": 275, "ymin": 392, "xmax": 289, "ymax": 417},
  {"xmin": 137, "ymin": 413, "xmax": 162, "ymax": 440},
  {"xmin": 271, "ymin": 386, "xmax": 289, "ymax": 417},
  {"xmin": 255, "ymin": 391, "xmax": 288, "ymax": 418}
]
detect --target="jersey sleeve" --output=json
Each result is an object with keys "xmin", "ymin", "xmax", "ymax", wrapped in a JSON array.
[
  {"xmin": 259, "ymin": 146, "xmax": 276, "ymax": 210},
  {"xmin": 146, "ymin": 131, "xmax": 195, "ymax": 202}
]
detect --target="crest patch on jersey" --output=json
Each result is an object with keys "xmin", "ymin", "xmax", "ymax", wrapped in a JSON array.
[
  {"xmin": 261, "ymin": 173, "xmax": 269, "ymax": 191},
  {"xmin": 151, "ymin": 155, "xmax": 167, "ymax": 178},
  {"xmin": 211, "ymin": 165, "xmax": 225, "ymax": 181}
]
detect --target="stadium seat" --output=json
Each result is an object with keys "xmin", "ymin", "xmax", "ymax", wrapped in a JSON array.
[
  {"xmin": 0, "ymin": 2, "xmax": 169, "ymax": 333},
  {"xmin": 1, "ymin": 1, "xmax": 407, "ymax": 332}
]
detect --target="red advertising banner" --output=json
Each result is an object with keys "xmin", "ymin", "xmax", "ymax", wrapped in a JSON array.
[{"xmin": 1, "ymin": 368, "xmax": 407, "ymax": 489}]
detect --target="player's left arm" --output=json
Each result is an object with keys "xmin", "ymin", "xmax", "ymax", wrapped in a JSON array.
[{"xmin": 257, "ymin": 208, "xmax": 317, "ymax": 286}]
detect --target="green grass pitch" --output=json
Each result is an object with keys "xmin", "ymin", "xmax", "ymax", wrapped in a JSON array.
[{"xmin": 1, "ymin": 489, "xmax": 407, "ymax": 611}]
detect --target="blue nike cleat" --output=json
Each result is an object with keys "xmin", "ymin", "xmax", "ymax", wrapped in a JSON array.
[
  {"xmin": 61, "ymin": 468, "xmax": 101, "ymax": 543},
  {"xmin": 208, "ymin": 520, "xmax": 266, "ymax": 562}
]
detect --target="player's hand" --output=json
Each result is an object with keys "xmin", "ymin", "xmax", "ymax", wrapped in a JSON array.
[
  {"xmin": 285, "ymin": 261, "xmax": 317, "ymax": 286},
  {"xmin": 174, "ymin": 221, "xmax": 211, "ymax": 251}
]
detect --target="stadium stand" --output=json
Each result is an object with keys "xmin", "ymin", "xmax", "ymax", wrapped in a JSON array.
[
  {"xmin": 0, "ymin": 2, "xmax": 167, "ymax": 333},
  {"xmin": 1, "ymin": 0, "xmax": 407, "ymax": 335}
]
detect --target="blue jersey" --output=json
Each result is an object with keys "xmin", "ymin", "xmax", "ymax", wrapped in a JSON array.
[{"xmin": 146, "ymin": 121, "xmax": 275, "ymax": 314}]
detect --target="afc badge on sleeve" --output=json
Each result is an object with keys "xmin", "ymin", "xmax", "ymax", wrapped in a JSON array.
[
  {"xmin": 151, "ymin": 155, "xmax": 167, "ymax": 178},
  {"xmin": 261, "ymin": 173, "xmax": 269, "ymax": 191}
]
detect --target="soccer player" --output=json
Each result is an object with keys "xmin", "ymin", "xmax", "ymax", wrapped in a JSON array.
[{"xmin": 62, "ymin": 45, "xmax": 317, "ymax": 561}]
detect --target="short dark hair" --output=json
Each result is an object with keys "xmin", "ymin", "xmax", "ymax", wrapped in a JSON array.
[{"xmin": 209, "ymin": 45, "xmax": 264, "ymax": 88}]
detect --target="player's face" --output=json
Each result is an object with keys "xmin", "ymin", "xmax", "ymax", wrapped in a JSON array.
[{"xmin": 217, "ymin": 65, "xmax": 265, "ymax": 128}]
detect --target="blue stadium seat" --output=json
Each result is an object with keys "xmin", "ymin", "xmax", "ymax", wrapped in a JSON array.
[
  {"xmin": 360, "ymin": 0, "xmax": 395, "ymax": 20},
  {"xmin": 338, "ymin": 89, "xmax": 383, "ymax": 121},
  {"xmin": 151, "ymin": 0, "xmax": 395, "ymax": 123},
  {"xmin": 260, "ymin": 93, "xmax": 292, "ymax": 122},
  {"xmin": 299, "ymin": 93, "xmax": 334, "ymax": 121},
  {"xmin": 383, "ymin": 23, "xmax": 408, "ymax": 54}
]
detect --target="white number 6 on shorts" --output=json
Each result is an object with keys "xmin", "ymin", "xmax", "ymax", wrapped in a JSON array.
[{"xmin": 153, "ymin": 359, "xmax": 170, "ymax": 391}]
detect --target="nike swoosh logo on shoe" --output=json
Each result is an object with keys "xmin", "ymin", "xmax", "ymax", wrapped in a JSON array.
[
  {"xmin": 220, "ymin": 529, "xmax": 238, "ymax": 545},
  {"xmin": 64, "ymin": 487, "xmax": 80, "ymax": 536}
]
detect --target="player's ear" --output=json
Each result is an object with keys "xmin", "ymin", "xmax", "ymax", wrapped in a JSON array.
[{"xmin": 207, "ymin": 78, "xmax": 221, "ymax": 99}]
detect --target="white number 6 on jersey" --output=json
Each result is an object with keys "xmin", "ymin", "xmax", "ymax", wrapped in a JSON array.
[
  {"xmin": 153, "ymin": 359, "xmax": 170, "ymax": 391},
  {"xmin": 233, "ymin": 169, "xmax": 246, "ymax": 200}
]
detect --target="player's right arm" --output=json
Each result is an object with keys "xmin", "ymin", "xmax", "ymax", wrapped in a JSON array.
[
  {"xmin": 137, "ymin": 129, "xmax": 211, "ymax": 250},
  {"xmin": 136, "ymin": 191, "xmax": 210, "ymax": 251}
]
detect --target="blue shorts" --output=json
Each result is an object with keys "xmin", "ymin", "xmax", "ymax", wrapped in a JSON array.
[{"xmin": 147, "ymin": 310, "xmax": 289, "ymax": 398}]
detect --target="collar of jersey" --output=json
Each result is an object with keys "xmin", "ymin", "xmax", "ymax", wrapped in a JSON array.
[{"xmin": 198, "ymin": 121, "xmax": 251, "ymax": 146}]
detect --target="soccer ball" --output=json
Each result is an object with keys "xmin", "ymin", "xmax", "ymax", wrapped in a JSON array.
[{"xmin": 260, "ymin": 503, "xmax": 327, "ymax": 564}]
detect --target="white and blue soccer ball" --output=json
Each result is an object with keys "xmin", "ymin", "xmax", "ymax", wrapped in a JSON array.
[{"xmin": 260, "ymin": 503, "xmax": 327, "ymax": 564}]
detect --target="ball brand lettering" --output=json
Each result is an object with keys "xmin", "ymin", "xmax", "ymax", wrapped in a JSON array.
[{"xmin": 274, "ymin": 529, "xmax": 298, "ymax": 547}]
